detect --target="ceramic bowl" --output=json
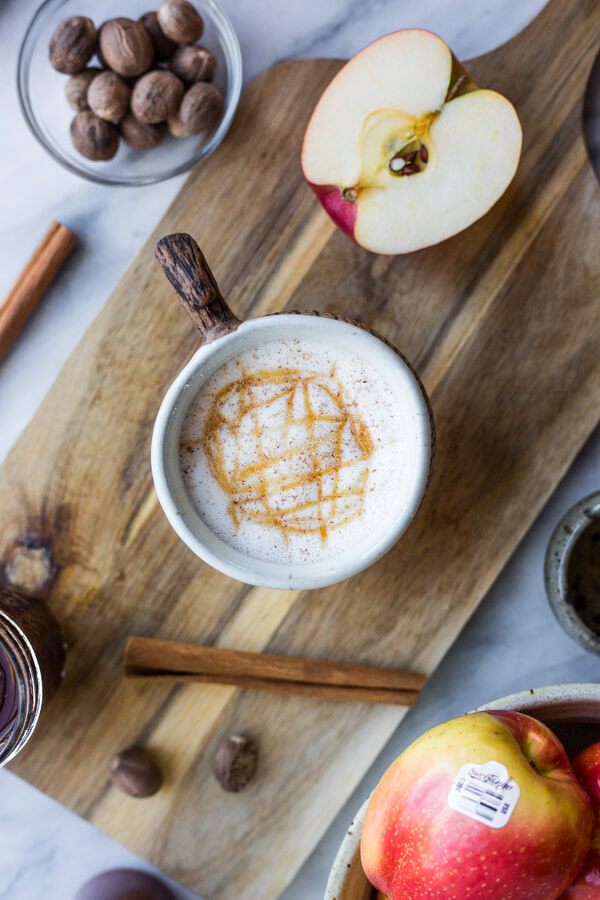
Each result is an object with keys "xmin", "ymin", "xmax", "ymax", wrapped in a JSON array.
[
  {"xmin": 17, "ymin": 0, "xmax": 242, "ymax": 185},
  {"xmin": 545, "ymin": 490, "xmax": 600, "ymax": 654},
  {"xmin": 325, "ymin": 683, "xmax": 600, "ymax": 900}
]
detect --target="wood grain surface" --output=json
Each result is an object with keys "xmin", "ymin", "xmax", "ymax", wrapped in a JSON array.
[{"xmin": 2, "ymin": 0, "xmax": 600, "ymax": 897}]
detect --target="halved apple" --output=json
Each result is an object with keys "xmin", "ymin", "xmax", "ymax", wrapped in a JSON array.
[{"xmin": 301, "ymin": 30, "xmax": 522, "ymax": 255}]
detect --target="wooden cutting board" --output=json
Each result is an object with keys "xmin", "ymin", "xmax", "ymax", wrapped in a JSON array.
[{"xmin": 3, "ymin": 0, "xmax": 600, "ymax": 896}]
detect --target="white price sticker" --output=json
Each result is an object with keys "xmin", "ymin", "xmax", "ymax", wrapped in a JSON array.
[{"xmin": 447, "ymin": 760, "xmax": 520, "ymax": 829}]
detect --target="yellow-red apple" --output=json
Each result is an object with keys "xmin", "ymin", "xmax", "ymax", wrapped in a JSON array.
[
  {"xmin": 561, "ymin": 741, "xmax": 600, "ymax": 899},
  {"xmin": 302, "ymin": 30, "xmax": 522, "ymax": 255},
  {"xmin": 361, "ymin": 710, "xmax": 593, "ymax": 899}
]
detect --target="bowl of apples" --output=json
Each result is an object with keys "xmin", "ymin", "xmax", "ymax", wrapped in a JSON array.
[{"xmin": 325, "ymin": 683, "xmax": 600, "ymax": 900}]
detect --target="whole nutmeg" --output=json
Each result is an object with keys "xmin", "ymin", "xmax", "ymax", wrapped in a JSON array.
[
  {"xmin": 87, "ymin": 71, "xmax": 131, "ymax": 121},
  {"xmin": 158, "ymin": 0, "xmax": 204, "ymax": 45},
  {"xmin": 65, "ymin": 67, "xmax": 101, "ymax": 111},
  {"xmin": 95, "ymin": 26, "xmax": 109, "ymax": 68},
  {"xmin": 212, "ymin": 735, "xmax": 257, "ymax": 793},
  {"xmin": 167, "ymin": 113, "xmax": 189, "ymax": 138},
  {"xmin": 109, "ymin": 747, "xmax": 163, "ymax": 798},
  {"xmin": 169, "ymin": 45, "xmax": 216, "ymax": 84},
  {"xmin": 49, "ymin": 16, "xmax": 97, "ymax": 74},
  {"xmin": 131, "ymin": 70, "xmax": 184, "ymax": 124},
  {"xmin": 99, "ymin": 18, "xmax": 154, "ymax": 77},
  {"xmin": 70, "ymin": 111, "xmax": 119, "ymax": 161},
  {"xmin": 138, "ymin": 11, "xmax": 177, "ymax": 62},
  {"xmin": 121, "ymin": 114, "xmax": 166, "ymax": 150},
  {"xmin": 177, "ymin": 82, "xmax": 223, "ymax": 135}
]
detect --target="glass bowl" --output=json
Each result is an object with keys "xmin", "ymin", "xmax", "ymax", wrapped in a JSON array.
[{"xmin": 17, "ymin": 0, "xmax": 242, "ymax": 186}]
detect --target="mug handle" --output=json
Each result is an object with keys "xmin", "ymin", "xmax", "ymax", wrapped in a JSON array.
[{"xmin": 155, "ymin": 233, "xmax": 240, "ymax": 345}]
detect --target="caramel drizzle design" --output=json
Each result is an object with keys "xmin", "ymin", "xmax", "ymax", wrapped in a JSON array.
[{"xmin": 190, "ymin": 367, "xmax": 375, "ymax": 543}]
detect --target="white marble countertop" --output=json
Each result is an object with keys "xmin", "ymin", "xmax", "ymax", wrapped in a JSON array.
[{"xmin": 1, "ymin": 0, "xmax": 600, "ymax": 897}]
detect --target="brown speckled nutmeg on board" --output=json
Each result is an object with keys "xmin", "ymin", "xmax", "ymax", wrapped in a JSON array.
[
  {"xmin": 158, "ymin": 0, "xmax": 204, "ymax": 44},
  {"xmin": 98, "ymin": 18, "xmax": 154, "ymax": 77},
  {"xmin": 49, "ymin": 16, "xmax": 97, "ymax": 74},
  {"xmin": 131, "ymin": 70, "xmax": 185, "ymax": 124},
  {"xmin": 109, "ymin": 747, "xmax": 163, "ymax": 797},
  {"xmin": 212, "ymin": 735, "xmax": 258, "ymax": 793}
]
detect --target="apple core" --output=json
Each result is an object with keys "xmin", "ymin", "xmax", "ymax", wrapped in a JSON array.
[{"xmin": 302, "ymin": 29, "xmax": 523, "ymax": 255}]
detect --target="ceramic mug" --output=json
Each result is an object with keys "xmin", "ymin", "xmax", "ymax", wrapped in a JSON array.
[{"xmin": 151, "ymin": 233, "xmax": 434, "ymax": 590}]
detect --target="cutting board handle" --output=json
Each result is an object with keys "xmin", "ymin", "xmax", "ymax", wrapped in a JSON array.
[
  {"xmin": 155, "ymin": 233, "xmax": 240, "ymax": 344},
  {"xmin": 481, "ymin": 0, "xmax": 600, "ymax": 97}
]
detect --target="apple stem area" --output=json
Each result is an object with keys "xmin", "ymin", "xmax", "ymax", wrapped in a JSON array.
[
  {"xmin": 341, "ymin": 137, "xmax": 430, "ymax": 205},
  {"xmin": 342, "ymin": 187, "xmax": 358, "ymax": 203}
]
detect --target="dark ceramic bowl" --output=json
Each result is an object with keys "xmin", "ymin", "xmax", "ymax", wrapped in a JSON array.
[{"xmin": 545, "ymin": 490, "xmax": 600, "ymax": 654}]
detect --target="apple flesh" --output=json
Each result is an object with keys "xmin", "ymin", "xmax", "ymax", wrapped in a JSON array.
[
  {"xmin": 561, "ymin": 742, "xmax": 600, "ymax": 899},
  {"xmin": 302, "ymin": 30, "xmax": 522, "ymax": 254},
  {"xmin": 361, "ymin": 710, "xmax": 593, "ymax": 900}
]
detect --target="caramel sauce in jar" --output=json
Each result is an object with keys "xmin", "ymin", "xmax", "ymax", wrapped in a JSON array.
[{"xmin": 0, "ymin": 584, "xmax": 65, "ymax": 765}]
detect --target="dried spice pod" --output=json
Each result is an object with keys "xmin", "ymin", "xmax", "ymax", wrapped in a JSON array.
[
  {"xmin": 87, "ymin": 71, "xmax": 131, "ymax": 121},
  {"xmin": 70, "ymin": 110, "xmax": 119, "ymax": 161},
  {"xmin": 212, "ymin": 735, "xmax": 257, "ymax": 793},
  {"xmin": 49, "ymin": 16, "xmax": 97, "ymax": 75},
  {"xmin": 120, "ymin": 114, "xmax": 166, "ymax": 150},
  {"xmin": 177, "ymin": 81, "xmax": 223, "ymax": 135},
  {"xmin": 169, "ymin": 45, "xmax": 216, "ymax": 84},
  {"xmin": 158, "ymin": 0, "xmax": 204, "ymax": 45},
  {"xmin": 138, "ymin": 11, "xmax": 178, "ymax": 62},
  {"xmin": 131, "ymin": 70, "xmax": 185, "ymax": 124},
  {"xmin": 109, "ymin": 747, "xmax": 163, "ymax": 797},
  {"xmin": 98, "ymin": 18, "xmax": 154, "ymax": 77},
  {"xmin": 65, "ymin": 67, "xmax": 101, "ymax": 111}
]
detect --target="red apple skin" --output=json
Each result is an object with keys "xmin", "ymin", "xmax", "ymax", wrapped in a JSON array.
[
  {"xmin": 308, "ymin": 182, "xmax": 356, "ymax": 239},
  {"xmin": 361, "ymin": 710, "xmax": 593, "ymax": 900},
  {"xmin": 561, "ymin": 742, "xmax": 600, "ymax": 899},
  {"xmin": 573, "ymin": 743, "xmax": 600, "ymax": 805}
]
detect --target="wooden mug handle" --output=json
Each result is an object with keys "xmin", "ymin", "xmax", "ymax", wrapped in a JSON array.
[{"xmin": 155, "ymin": 233, "xmax": 240, "ymax": 344}]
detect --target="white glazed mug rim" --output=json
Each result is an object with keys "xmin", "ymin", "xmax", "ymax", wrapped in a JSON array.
[{"xmin": 151, "ymin": 311, "xmax": 434, "ymax": 590}]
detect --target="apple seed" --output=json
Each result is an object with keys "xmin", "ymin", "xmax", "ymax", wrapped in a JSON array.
[{"xmin": 389, "ymin": 140, "xmax": 429, "ymax": 177}]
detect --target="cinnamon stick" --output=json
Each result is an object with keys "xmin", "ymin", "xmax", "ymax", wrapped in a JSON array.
[
  {"xmin": 124, "ymin": 637, "xmax": 426, "ymax": 707},
  {"xmin": 0, "ymin": 222, "xmax": 77, "ymax": 362}
]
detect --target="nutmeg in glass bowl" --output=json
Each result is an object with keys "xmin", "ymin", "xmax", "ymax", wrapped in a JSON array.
[{"xmin": 17, "ymin": 0, "xmax": 242, "ymax": 186}]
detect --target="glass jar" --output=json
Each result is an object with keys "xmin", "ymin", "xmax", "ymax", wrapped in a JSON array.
[{"xmin": 0, "ymin": 584, "xmax": 65, "ymax": 767}]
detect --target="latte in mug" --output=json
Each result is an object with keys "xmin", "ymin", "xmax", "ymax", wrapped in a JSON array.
[
  {"xmin": 179, "ymin": 337, "xmax": 407, "ymax": 565},
  {"xmin": 152, "ymin": 232, "xmax": 433, "ymax": 588}
]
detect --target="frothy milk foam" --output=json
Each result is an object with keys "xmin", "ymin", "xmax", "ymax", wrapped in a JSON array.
[{"xmin": 179, "ymin": 337, "xmax": 408, "ymax": 565}]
